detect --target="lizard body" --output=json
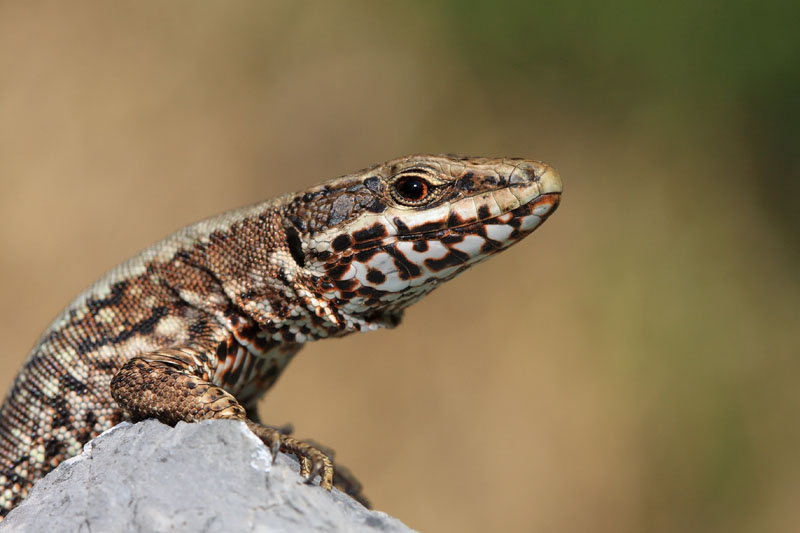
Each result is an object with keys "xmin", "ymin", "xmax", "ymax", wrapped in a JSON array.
[{"xmin": 0, "ymin": 154, "xmax": 562, "ymax": 518}]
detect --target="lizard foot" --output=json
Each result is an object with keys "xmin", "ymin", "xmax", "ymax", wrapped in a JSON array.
[
  {"xmin": 244, "ymin": 420, "xmax": 333, "ymax": 489},
  {"xmin": 244, "ymin": 420, "xmax": 371, "ymax": 507}
]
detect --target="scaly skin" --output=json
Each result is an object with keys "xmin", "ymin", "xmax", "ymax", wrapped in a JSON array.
[{"xmin": 0, "ymin": 154, "xmax": 562, "ymax": 518}]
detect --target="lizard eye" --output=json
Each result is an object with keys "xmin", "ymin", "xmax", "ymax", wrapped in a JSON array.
[{"xmin": 392, "ymin": 175, "xmax": 430, "ymax": 205}]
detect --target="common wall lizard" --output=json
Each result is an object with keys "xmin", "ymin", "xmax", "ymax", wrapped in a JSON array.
[{"xmin": 0, "ymin": 154, "xmax": 562, "ymax": 518}]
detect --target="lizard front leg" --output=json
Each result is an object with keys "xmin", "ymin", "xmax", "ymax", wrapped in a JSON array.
[{"xmin": 109, "ymin": 346, "xmax": 334, "ymax": 490}]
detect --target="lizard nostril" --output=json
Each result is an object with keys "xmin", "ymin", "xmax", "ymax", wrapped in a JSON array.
[{"xmin": 509, "ymin": 164, "xmax": 538, "ymax": 185}]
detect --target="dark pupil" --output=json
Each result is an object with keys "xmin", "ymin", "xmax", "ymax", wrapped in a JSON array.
[{"xmin": 397, "ymin": 177, "xmax": 427, "ymax": 201}]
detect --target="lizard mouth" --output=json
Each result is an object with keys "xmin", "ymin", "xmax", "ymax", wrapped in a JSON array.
[
  {"xmin": 318, "ymin": 181, "xmax": 561, "ymax": 293},
  {"xmin": 380, "ymin": 191, "xmax": 561, "ymax": 277},
  {"xmin": 453, "ymin": 191, "xmax": 561, "ymax": 245},
  {"xmin": 351, "ymin": 163, "xmax": 562, "ymax": 251},
  {"xmin": 391, "ymin": 190, "xmax": 561, "ymax": 246}
]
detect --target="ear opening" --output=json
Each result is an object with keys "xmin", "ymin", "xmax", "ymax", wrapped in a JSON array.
[{"xmin": 284, "ymin": 225, "xmax": 306, "ymax": 268}]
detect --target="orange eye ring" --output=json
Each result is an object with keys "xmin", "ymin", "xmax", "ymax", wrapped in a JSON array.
[{"xmin": 393, "ymin": 176, "xmax": 429, "ymax": 204}]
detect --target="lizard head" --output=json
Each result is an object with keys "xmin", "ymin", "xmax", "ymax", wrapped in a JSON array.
[{"xmin": 280, "ymin": 154, "xmax": 562, "ymax": 334}]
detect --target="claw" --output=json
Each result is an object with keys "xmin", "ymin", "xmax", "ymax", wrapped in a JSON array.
[
  {"xmin": 305, "ymin": 456, "xmax": 328, "ymax": 486},
  {"xmin": 244, "ymin": 419, "xmax": 282, "ymax": 464},
  {"xmin": 299, "ymin": 456, "xmax": 312, "ymax": 478},
  {"xmin": 269, "ymin": 438, "xmax": 281, "ymax": 464},
  {"xmin": 243, "ymin": 419, "xmax": 335, "ymax": 491}
]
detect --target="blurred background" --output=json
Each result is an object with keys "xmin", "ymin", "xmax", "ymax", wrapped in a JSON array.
[{"xmin": 0, "ymin": 1, "xmax": 797, "ymax": 531}]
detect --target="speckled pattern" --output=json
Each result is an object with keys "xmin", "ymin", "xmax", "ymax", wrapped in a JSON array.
[{"xmin": 0, "ymin": 154, "xmax": 562, "ymax": 518}]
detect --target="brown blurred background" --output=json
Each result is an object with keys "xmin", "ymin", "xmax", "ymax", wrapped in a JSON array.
[{"xmin": 1, "ymin": 2, "xmax": 797, "ymax": 531}]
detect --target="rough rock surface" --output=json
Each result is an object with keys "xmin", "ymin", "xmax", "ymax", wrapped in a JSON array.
[{"xmin": 0, "ymin": 419, "xmax": 414, "ymax": 532}]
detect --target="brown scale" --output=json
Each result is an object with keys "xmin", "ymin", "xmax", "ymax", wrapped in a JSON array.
[{"xmin": 0, "ymin": 154, "xmax": 562, "ymax": 519}]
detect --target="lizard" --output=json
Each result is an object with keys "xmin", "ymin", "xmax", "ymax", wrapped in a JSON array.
[{"xmin": 0, "ymin": 154, "xmax": 562, "ymax": 519}]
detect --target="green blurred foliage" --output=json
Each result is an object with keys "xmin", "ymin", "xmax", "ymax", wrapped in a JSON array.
[{"xmin": 432, "ymin": 0, "xmax": 800, "ymax": 242}]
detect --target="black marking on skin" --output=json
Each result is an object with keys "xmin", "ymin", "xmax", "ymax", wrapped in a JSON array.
[
  {"xmin": 511, "ymin": 204, "xmax": 532, "ymax": 218},
  {"xmin": 216, "ymin": 341, "xmax": 228, "ymax": 360},
  {"xmin": 188, "ymin": 319, "xmax": 209, "ymax": 337},
  {"xmin": 441, "ymin": 234, "xmax": 465, "ymax": 245},
  {"xmin": 481, "ymin": 241, "xmax": 502, "ymax": 254},
  {"xmin": 366, "ymin": 199, "xmax": 386, "ymax": 213},
  {"xmin": 459, "ymin": 172, "xmax": 476, "ymax": 191},
  {"xmin": 340, "ymin": 291, "xmax": 357, "ymax": 300},
  {"xmin": 239, "ymin": 289, "xmax": 256, "ymax": 300},
  {"xmin": 447, "ymin": 211, "xmax": 465, "ymax": 227},
  {"xmin": 356, "ymin": 286, "xmax": 376, "ymax": 296},
  {"xmin": 84, "ymin": 410, "xmax": 98, "ymax": 428},
  {"xmin": 131, "ymin": 307, "xmax": 171, "ymax": 336},
  {"xmin": 51, "ymin": 397, "xmax": 72, "ymax": 428},
  {"xmin": 355, "ymin": 249, "xmax": 379, "ymax": 262},
  {"xmin": 353, "ymin": 223, "xmax": 388, "ymax": 243},
  {"xmin": 366, "ymin": 269, "xmax": 386, "ymax": 284},
  {"xmin": 410, "ymin": 220, "xmax": 446, "ymax": 234},
  {"xmin": 288, "ymin": 215, "xmax": 307, "ymax": 232},
  {"xmin": 86, "ymin": 281, "xmax": 127, "ymax": 313},
  {"xmin": 253, "ymin": 334, "xmax": 277, "ymax": 354},
  {"xmin": 340, "ymin": 255, "xmax": 353, "ymax": 265},
  {"xmin": 44, "ymin": 438, "xmax": 65, "ymax": 462},
  {"xmin": 393, "ymin": 217, "xmax": 411, "ymax": 235},
  {"xmin": 226, "ymin": 355, "xmax": 245, "ymax": 385},
  {"xmin": 312, "ymin": 250, "xmax": 332, "ymax": 261},
  {"xmin": 59, "ymin": 373, "xmax": 87, "ymax": 394},
  {"xmin": 302, "ymin": 190, "xmax": 325, "ymax": 203},
  {"xmin": 334, "ymin": 278, "xmax": 358, "ymax": 291},
  {"xmin": 276, "ymin": 268, "xmax": 291, "ymax": 286},
  {"xmin": 327, "ymin": 264, "xmax": 350, "ymax": 280},
  {"xmin": 425, "ymin": 248, "xmax": 470, "ymax": 271},
  {"xmin": 285, "ymin": 225, "xmax": 306, "ymax": 268},
  {"xmin": 412, "ymin": 240, "xmax": 429, "ymax": 252},
  {"xmin": 332, "ymin": 234, "xmax": 353, "ymax": 251},
  {"xmin": 91, "ymin": 359, "xmax": 118, "ymax": 373},
  {"xmin": 74, "ymin": 307, "xmax": 169, "ymax": 354},
  {"xmin": 383, "ymin": 244, "xmax": 421, "ymax": 280},
  {"xmin": 238, "ymin": 324, "xmax": 259, "ymax": 342},
  {"xmin": 478, "ymin": 204, "xmax": 491, "ymax": 220}
]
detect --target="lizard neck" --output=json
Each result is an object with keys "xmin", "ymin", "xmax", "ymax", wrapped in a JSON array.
[{"xmin": 171, "ymin": 202, "xmax": 394, "ymax": 345}]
